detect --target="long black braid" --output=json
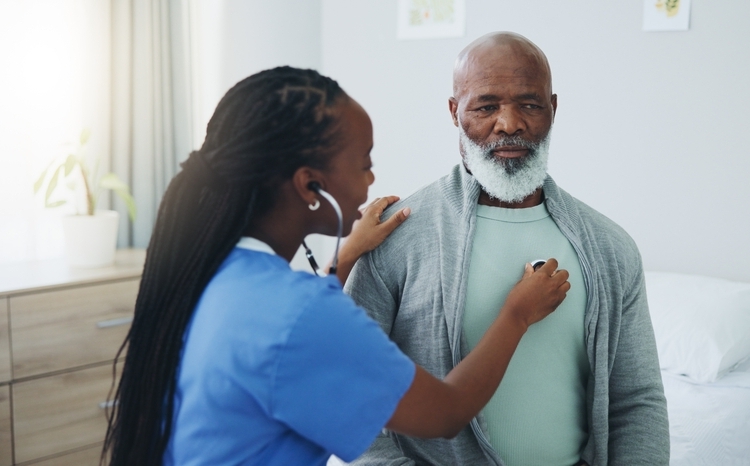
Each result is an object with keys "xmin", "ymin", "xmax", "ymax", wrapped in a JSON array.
[{"xmin": 103, "ymin": 67, "xmax": 346, "ymax": 466}]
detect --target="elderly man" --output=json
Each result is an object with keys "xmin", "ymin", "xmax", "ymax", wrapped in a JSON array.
[{"xmin": 345, "ymin": 32, "xmax": 669, "ymax": 466}]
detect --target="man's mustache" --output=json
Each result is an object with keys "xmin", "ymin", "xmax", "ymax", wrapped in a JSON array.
[{"xmin": 485, "ymin": 136, "xmax": 539, "ymax": 151}]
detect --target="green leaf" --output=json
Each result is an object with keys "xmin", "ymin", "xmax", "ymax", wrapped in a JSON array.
[
  {"xmin": 45, "ymin": 165, "xmax": 64, "ymax": 205},
  {"xmin": 64, "ymin": 154, "xmax": 77, "ymax": 176},
  {"xmin": 33, "ymin": 159, "xmax": 58, "ymax": 194},
  {"xmin": 118, "ymin": 189, "xmax": 137, "ymax": 223},
  {"xmin": 99, "ymin": 172, "xmax": 137, "ymax": 222},
  {"xmin": 33, "ymin": 168, "xmax": 48, "ymax": 194},
  {"xmin": 45, "ymin": 200, "xmax": 67, "ymax": 208},
  {"xmin": 79, "ymin": 128, "xmax": 91, "ymax": 146},
  {"xmin": 112, "ymin": 188, "xmax": 137, "ymax": 222},
  {"xmin": 99, "ymin": 172, "xmax": 129, "ymax": 191}
]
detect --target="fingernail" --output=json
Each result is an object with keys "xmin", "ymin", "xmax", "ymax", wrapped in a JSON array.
[{"xmin": 403, "ymin": 207, "xmax": 411, "ymax": 217}]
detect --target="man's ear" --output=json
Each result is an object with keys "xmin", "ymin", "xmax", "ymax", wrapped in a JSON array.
[
  {"xmin": 551, "ymin": 94, "xmax": 558, "ymax": 121},
  {"xmin": 292, "ymin": 167, "xmax": 324, "ymax": 206},
  {"xmin": 448, "ymin": 97, "xmax": 459, "ymax": 127}
]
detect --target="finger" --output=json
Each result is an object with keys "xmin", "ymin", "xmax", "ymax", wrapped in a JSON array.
[
  {"xmin": 522, "ymin": 263, "xmax": 534, "ymax": 279},
  {"xmin": 380, "ymin": 207, "xmax": 411, "ymax": 234},
  {"xmin": 377, "ymin": 195, "xmax": 400, "ymax": 209},
  {"xmin": 363, "ymin": 196, "xmax": 400, "ymax": 217},
  {"xmin": 561, "ymin": 281, "xmax": 572, "ymax": 293},
  {"xmin": 554, "ymin": 269, "xmax": 570, "ymax": 283},
  {"xmin": 537, "ymin": 258, "xmax": 559, "ymax": 275},
  {"xmin": 363, "ymin": 197, "xmax": 381, "ymax": 210}
]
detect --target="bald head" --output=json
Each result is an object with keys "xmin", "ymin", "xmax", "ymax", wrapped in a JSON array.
[{"xmin": 453, "ymin": 32, "xmax": 552, "ymax": 99}]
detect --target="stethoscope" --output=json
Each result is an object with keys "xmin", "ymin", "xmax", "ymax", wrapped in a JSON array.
[{"xmin": 302, "ymin": 182, "xmax": 342, "ymax": 276}]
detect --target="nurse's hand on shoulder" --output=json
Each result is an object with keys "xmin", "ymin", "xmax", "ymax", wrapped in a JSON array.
[{"xmin": 334, "ymin": 196, "xmax": 410, "ymax": 284}]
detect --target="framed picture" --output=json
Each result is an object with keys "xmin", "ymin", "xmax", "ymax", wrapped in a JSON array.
[
  {"xmin": 397, "ymin": 0, "xmax": 466, "ymax": 40},
  {"xmin": 643, "ymin": 0, "xmax": 692, "ymax": 32}
]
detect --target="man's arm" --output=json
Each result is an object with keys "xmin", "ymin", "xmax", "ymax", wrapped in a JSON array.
[
  {"xmin": 344, "ymin": 250, "xmax": 399, "ymax": 334},
  {"xmin": 607, "ymin": 263, "xmax": 670, "ymax": 464},
  {"xmin": 345, "ymin": 252, "xmax": 413, "ymax": 463},
  {"xmin": 347, "ymin": 431, "xmax": 415, "ymax": 466}
]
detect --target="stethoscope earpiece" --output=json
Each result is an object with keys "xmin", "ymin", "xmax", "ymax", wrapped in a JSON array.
[{"xmin": 307, "ymin": 181, "xmax": 322, "ymax": 193}]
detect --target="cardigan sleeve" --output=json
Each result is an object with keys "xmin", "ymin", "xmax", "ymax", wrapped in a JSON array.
[
  {"xmin": 344, "ymin": 251, "xmax": 399, "ymax": 336},
  {"xmin": 345, "ymin": 251, "xmax": 419, "ymax": 464},
  {"xmin": 606, "ymin": 262, "xmax": 670, "ymax": 464}
]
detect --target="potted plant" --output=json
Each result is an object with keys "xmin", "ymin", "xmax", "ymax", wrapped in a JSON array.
[{"xmin": 34, "ymin": 129, "xmax": 136, "ymax": 267}]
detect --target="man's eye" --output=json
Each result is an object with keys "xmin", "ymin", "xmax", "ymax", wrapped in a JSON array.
[
  {"xmin": 522, "ymin": 104, "xmax": 542, "ymax": 110},
  {"xmin": 477, "ymin": 105, "xmax": 496, "ymax": 112}
]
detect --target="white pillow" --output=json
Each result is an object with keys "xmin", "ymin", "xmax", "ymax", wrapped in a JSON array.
[{"xmin": 645, "ymin": 271, "xmax": 750, "ymax": 383}]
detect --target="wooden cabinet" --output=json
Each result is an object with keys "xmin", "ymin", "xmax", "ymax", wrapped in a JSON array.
[
  {"xmin": 25, "ymin": 446, "xmax": 102, "ymax": 466},
  {"xmin": 0, "ymin": 250, "xmax": 144, "ymax": 465},
  {"xmin": 0, "ymin": 298, "xmax": 10, "ymax": 384},
  {"xmin": 0, "ymin": 386, "xmax": 11, "ymax": 466},
  {"xmin": 11, "ymin": 281, "xmax": 137, "ymax": 379}
]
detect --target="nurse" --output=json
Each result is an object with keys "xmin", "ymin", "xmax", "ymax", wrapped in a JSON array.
[{"xmin": 103, "ymin": 67, "xmax": 570, "ymax": 466}]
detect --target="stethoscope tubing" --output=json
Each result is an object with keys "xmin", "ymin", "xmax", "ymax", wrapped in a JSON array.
[{"xmin": 303, "ymin": 187, "xmax": 343, "ymax": 276}]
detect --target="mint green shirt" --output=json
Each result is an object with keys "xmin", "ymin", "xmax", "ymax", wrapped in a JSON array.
[{"xmin": 462, "ymin": 203, "xmax": 589, "ymax": 466}]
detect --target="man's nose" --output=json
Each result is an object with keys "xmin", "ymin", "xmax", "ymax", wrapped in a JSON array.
[{"xmin": 493, "ymin": 105, "xmax": 525, "ymax": 135}]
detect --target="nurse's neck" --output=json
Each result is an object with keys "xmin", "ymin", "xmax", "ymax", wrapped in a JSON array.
[
  {"xmin": 243, "ymin": 184, "xmax": 312, "ymax": 263},
  {"xmin": 244, "ymin": 213, "xmax": 306, "ymax": 263}
]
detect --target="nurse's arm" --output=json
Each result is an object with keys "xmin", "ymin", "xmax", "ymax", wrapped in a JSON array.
[{"xmin": 386, "ymin": 260, "xmax": 570, "ymax": 439}]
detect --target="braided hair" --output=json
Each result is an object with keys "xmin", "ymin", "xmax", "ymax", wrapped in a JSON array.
[{"xmin": 103, "ymin": 67, "xmax": 346, "ymax": 466}]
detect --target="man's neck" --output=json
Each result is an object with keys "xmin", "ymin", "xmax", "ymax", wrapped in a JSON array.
[{"xmin": 478, "ymin": 188, "xmax": 543, "ymax": 209}]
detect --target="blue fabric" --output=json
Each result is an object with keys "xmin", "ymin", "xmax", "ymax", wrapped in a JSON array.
[{"xmin": 163, "ymin": 248, "xmax": 416, "ymax": 466}]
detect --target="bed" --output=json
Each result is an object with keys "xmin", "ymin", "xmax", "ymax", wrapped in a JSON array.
[
  {"xmin": 663, "ymin": 358, "xmax": 750, "ymax": 464},
  {"xmin": 330, "ymin": 271, "xmax": 750, "ymax": 465},
  {"xmin": 647, "ymin": 271, "xmax": 750, "ymax": 465}
]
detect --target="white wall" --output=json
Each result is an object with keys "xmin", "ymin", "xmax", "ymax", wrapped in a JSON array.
[
  {"xmin": 321, "ymin": 0, "xmax": 750, "ymax": 282},
  {"xmin": 192, "ymin": 0, "xmax": 322, "ymax": 146},
  {"xmin": 191, "ymin": 0, "xmax": 322, "ymax": 271}
]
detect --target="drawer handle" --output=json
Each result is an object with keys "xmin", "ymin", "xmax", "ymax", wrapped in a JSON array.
[
  {"xmin": 96, "ymin": 316, "xmax": 134, "ymax": 329},
  {"xmin": 99, "ymin": 400, "xmax": 118, "ymax": 410}
]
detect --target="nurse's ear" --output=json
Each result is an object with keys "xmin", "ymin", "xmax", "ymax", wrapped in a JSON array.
[{"xmin": 292, "ymin": 166, "xmax": 326, "ymax": 208}]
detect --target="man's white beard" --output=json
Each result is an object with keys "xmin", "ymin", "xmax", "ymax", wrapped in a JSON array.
[{"xmin": 460, "ymin": 126, "xmax": 551, "ymax": 204}]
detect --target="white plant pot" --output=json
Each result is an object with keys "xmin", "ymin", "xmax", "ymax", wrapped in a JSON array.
[{"xmin": 62, "ymin": 210, "xmax": 120, "ymax": 268}]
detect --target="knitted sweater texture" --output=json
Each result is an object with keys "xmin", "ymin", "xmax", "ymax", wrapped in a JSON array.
[{"xmin": 345, "ymin": 164, "xmax": 670, "ymax": 466}]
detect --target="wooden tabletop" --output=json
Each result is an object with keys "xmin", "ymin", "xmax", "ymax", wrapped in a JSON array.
[{"xmin": 0, "ymin": 249, "xmax": 146, "ymax": 297}]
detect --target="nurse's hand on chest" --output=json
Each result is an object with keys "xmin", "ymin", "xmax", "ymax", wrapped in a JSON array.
[{"xmin": 332, "ymin": 195, "xmax": 410, "ymax": 284}]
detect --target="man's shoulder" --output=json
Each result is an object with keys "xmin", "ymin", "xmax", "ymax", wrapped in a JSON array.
[
  {"xmin": 380, "ymin": 173, "xmax": 458, "ymax": 237},
  {"xmin": 388, "ymin": 172, "xmax": 451, "ymax": 210},
  {"xmin": 550, "ymin": 182, "xmax": 640, "ymax": 257}
]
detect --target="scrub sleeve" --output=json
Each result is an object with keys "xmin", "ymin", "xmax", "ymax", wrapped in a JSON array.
[{"xmin": 272, "ymin": 276, "xmax": 416, "ymax": 462}]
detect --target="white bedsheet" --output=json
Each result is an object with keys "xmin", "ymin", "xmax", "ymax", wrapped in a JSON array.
[{"xmin": 664, "ymin": 357, "xmax": 750, "ymax": 466}]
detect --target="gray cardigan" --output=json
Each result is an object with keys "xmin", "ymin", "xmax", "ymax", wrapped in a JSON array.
[{"xmin": 345, "ymin": 165, "xmax": 669, "ymax": 466}]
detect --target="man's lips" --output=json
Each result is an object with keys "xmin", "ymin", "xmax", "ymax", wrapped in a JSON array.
[{"xmin": 491, "ymin": 146, "xmax": 529, "ymax": 159}]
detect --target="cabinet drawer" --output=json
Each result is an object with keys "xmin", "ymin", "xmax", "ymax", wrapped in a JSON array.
[
  {"xmin": 13, "ymin": 363, "xmax": 120, "ymax": 464},
  {"xmin": 0, "ymin": 298, "xmax": 9, "ymax": 383},
  {"xmin": 0, "ymin": 385, "xmax": 11, "ymax": 466},
  {"xmin": 23, "ymin": 444, "xmax": 103, "ymax": 466},
  {"xmin": 10, "ymin": 279, "xmax": 138, "ymax": 378}
]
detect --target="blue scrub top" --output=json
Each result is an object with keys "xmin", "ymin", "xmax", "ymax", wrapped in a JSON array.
[{"xmin": 163, "ymin": 240, "xmax": 415, "ymax": 465}]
